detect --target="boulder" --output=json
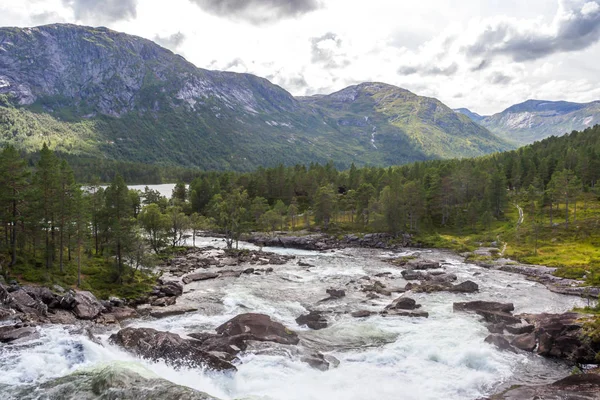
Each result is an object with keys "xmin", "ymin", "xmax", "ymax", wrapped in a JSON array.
[
  {"xmin": 385, "ymin": 296, "xmax": 419, "ymax": 310},
  {"xmin": 511, "ymin": 332, "xmax": 537, "ymax": 352},
  {"xmin": 450, "ymin": 280, "xmax": 479, "ymax": 293},
  {"xmin": 296, "ymin": 311, "xmax": 328, "ymax": 330},
  {"xmin": 109, "ymin": 327, "xmax": 236, "ymax": 371},
  {"xmin": 401, "ymin": 270, "xmax": 427, "ymax": 281},
  {"xmin": 216, "ymin": 313, "xmax": 299, "ymax": 345},
  {"xmin": 484, "ymin": 334, "xmax": 517, "ymax": 353},
  {"xmin": 476, "ymin": 310, "xmax": 522, "ymax": 325},
  {"xmin": 300, "ymin": 352, "xmax": 340, "ymax": 371},
  {"xmin": 383, "ymin": 309, "xmax": 429, "ymax": 318},
  {"xmin": 326, "ymin": 289, "xmax": 345, "ymax": 299},
  {"xmin": 23, "ymin": 286, "xmax": 56, "ymax": 305},
  {"xmin": 111, "ymin": 306, "xmax": 138, "ymax": 321},
  {"xmin": 158, "ymin": 281, "xmax": 183, "ymax": 297},
  {"xmin": 453, "ymin": 301, "xmax": 514, "ymax": 313},
  {"xmin": 489, "ymin": 373, "xmax": 600, "ymax": 399},
  {"xmin": 182, "ymin": 272, "xmax": 219, "ymax": 284},
  {"xmin": 505, "ymin": 322, "xmax": 535, "ymax": 335},
  {"xmin": 486, "ymin": 323, "xmax": 505, "ymax": 334},
  {"xmin": 151, "ymin": 296, "xmax": 177, "ymax": 307},
  {"xmin": 351, "ymin": 310, "xmax": 373, "ymax": 318},
  {"xmin": 406, "ymin": 261, "xmax": 440, "ymax": 270},
  {"xmin": 149, "ymin": 305, "xmax": 198, "ymax": 319},
  {"xmin": 0, "ymin": 324, "xmax": 37, "ymax": 342},
  {"xmin": 72, "ymin": 291, "xmax": 104, "ymax": 320}
]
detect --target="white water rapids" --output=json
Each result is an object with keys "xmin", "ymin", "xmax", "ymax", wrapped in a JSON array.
[{"xmin": 0, "ymin": 237, "xmax": 587, "ymax": 400}]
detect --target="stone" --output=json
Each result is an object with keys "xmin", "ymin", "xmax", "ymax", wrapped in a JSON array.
[
  {"xmin": 351, "ymin": 310, "xmax": 373, "ymax": 318},
  {"xmin": 216, "ymin": 313, "xmax": 299, "ymax": 346},
  {"xmin": 489, "ymin": 373, "xmax": 600, "ymax": 399},
  {"xmin": 450, "ymin": 280, "xmax": 479, "ymax": 293},
  {"xmin": 486, "ymin": 323, "xmax": 505, "ymax": 334},
  {"xmin": 505, "ymin": 322, "xmax": 535, "ymax": 335},
  {"xmin": 109, "ymin": 327, "xmax": 236, "ymax": 371},
  {"xmin": 296, "ymin": 311, "xmax": 328, "ymax": 330},
  {"xmin": 383, "ymin": 309, "xmax": 429, "ymax": 318},
  {"xmin": 149, "ymin": 305, "xmax": 198, "ymax": 319},
  {"xmin": 453, "ymin": 301, "xmax": 514, "ymax": 313},
  {"xmin": 0, "ymin": 324, "xmax": 37, "ymax": 343},
  {"xmin": 326, "ymin": 288, "xmax": 345, "ymax": 298},
  {"xmin": 151, "ymin": 296, "xmax": 177, "ymax": 307},
  {"xmin": 484, "ymin": 334, "xmax": 517, "ymax": 353},
  {"xmin": 111, "ymin": 306, "xmax": 138, "ymax": 321},
  {"xmin": 476, "ymin": 310, "xmax": 522, "ymax": 325},
  {"xmin": 47, "ymin": 309, "xmax": 77, "ymax": 325},
  {"xmin": 511, "ymin": 332, "xmax": 537, "ymax": 352},
  {"xmin": 182, "ymin": 272, "xmax": 219, "ymax": 284},
  {"xmin": 385, "ymin": 296, "xmax": 419, "ymax": 310},
  {"xmin": 72, "ymin": 291, "xmax": 104, "ymax": 320}
]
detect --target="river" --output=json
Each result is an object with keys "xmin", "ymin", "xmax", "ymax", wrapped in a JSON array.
[{"xmin": 0, "ymin": 237, "xmax": 586, "ymax": 400}]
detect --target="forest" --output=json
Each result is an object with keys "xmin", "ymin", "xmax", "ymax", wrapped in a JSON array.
[{"xmin": 1, "ymin": 125, "xmax": 600, "ymax": 298}]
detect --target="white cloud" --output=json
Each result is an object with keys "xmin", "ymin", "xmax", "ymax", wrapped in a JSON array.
[{"xmin": 0, "ymin": 0, "xmax": 598, "ymax": 114}]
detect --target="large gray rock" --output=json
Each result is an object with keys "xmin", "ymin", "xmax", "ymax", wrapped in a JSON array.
[
  {"xmin": 385, "ymin": 296, "xmax": 419, "ymax": 310},
  {"xmin": 72, "ymin": 291, "xmax": 104, "ymax": 320},
  {"xmin": 453, "ymin": 301, "xmax": 514, "ymax": 313},
  {"xmin": 7, "ymin": 364, "xmax": 222, "ymax": 400},
  {"xmin": 296, "ymin": 311, "xmax": 328, "ymax": 330},
  {"xmin": 182, "ymin": 272, "xmax": 220, "ymax": 284},
  {"xmin": 109, "ymin": 327, "xmax": 236, "ymax": 371},
  {"xmin": 484, "ymin": 334, "xmax": 517, "ymax": 353},
  {"xmin": 488, "ymin": 373, "xmax": 600, "ymax": 400},
  {"xmin": 216, "ymin": 313, "xmax": 299, "ymax": 346},
  {"xmin": 0, "ymin": 324, "xmax": 37, "ymax": 343},
  {"xmin": 511, "ymin": 333, "xmax": 536, "ymax": 352}
]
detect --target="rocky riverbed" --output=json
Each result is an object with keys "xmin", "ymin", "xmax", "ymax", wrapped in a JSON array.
[{"xmin": 0, "ymin": 237, "xmax": 599, "ymax": 399}]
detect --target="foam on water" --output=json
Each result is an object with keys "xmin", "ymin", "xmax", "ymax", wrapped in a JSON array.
[{"xmin": 0, "ymin": 242, "xmax": 585, "ymax": 399}]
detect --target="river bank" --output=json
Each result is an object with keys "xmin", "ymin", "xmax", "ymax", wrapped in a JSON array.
[{"xmin": 1, "ymin": 237, "xmax": 599, "ymax": 399}]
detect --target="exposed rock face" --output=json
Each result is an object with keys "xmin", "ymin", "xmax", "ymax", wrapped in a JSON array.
[
  {"xmin": 487, "ymin": 373, "xmax": 600, "ymax": 400},
  {"xmin": 385, "ymin": 297, "xmax": 419, "ymax": 311},
  {"xmin": 453, "ymin": 301, "xmax": 514, "ymax": 314},
  {"xmin": 182, "ymin": 272, "xmax": 220, "ymax": 284},
  {"xmin": 216, "ymin": 313, "xmax": 299, "ymax": 346},
  {"xmin": 109, "ymin": 327, "xmax": 236, "ymax": 371},
  {"xmin": 296, "ymin": 311, "xmax": 328, "ymax": 330},
  {"xmin": 511, "ymin": 333, "xmax": 537, "ymax": 352},
  {"xmin": 484, "ymin": 334, "xmax": 516, "ymax": 353},
  {"xmin": 72, "ymin": 291, "xmax": 104, "ymax": 320},
  {"xmin": 7, "ymin": 364, "xmax": 222, "ymax": 400},
  {"xmin": 0, "ymin": 323, "xmax": 37, "ymax": 343}
]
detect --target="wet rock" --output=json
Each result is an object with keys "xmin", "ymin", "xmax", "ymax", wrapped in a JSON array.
[
  {"xmin": 451, "ymin": 280, "xmax": 479, "ymax": 293},
  {"xmin": 0, "ymin": 324, "xmax": 37, "ymax": 343},
  {"xmin": 72, "ymin": 291, "xmax": 104, "ymax": 320},
  {"xmin": 453, "ymin": 301, "xmax": 514, "ymax": 314},
  {"xmin": 511, "ymin": 332, "xmax": 537, "ymax": 352},
  {"xmin": 476, "ymin": 310, "xmax": 521, "ymax": 325},
  {"xmin": 401, "ymin": 270, "xmax": 427, "ymax": 280},
  {"xmin": 362, "ymin": 281, "xmax": 391, "ymax": 296},
  {"xmin": 351, "ymin": 310, "xmax": 373, "ymax": 318},
  {"xmin": 383, "ymin": 309, "xmax": 429, "ymax": 318},
  {"xmin": 151, "ymin": 296, "xmax": 177, "ymax": 307},
  {"xmin": 489, "ymin": 373, "xmax": 600, "ymax": 400},
  {"xmin": 8, "ymin": 364, "xmax": 223, "ymax": 400},
  {"xmin": 326, "ymin": 288, "xmax": 345, "ymax": 299},
  {"xmin": 298, "ymin": 261, "xmax": 315, "ymax": 268},
  {"xmin": 149, "ymin": 305, "xmax": 198, "ymax": 319},
  {"xmin": 520, "ymin": 312, "xmax": 600, "ymax": 363},
  {"xmin": 505, "ymin": 322, "xmax": 535, "ymax": 335},
  {"xmin": 182, "ymin": 272, "xmax": 220, "ymax": 284},
  {"xmin": 111, "ymin": 306, "xmax": 138, "ymax": 321},
  {"xmin": 405, "ymin": 260, "xmax": 440, "ymax": 270},
  {"xmin": 216, "ymin": 313, "xmax": 299, "ymax": 346},
  {"xmin": 47, "ymin": 309, "xmax": 78, "ymax": 325},
  {"xmin": 243, "ymin": 268, "xmax": 255, "ymax": 274},
  {"xmin": 486, "ymin": 323, "xmax": 505, "ymax": 334},
  {"xmin": 484, "ymin": 334, "xmax": 517, "ymax": 353},
  {"xmin": 301, "ymin": 352, "xmax": 340, "ymax": 371},
  {"xmin": 23, "ymin": 286, "xmax": 56, "ymax": 305},
  {"xmin": 385, "ymin": 296, "xmax": 419, "ymax": 310},
  {"xmin": 109, "ymin": 327, "xmax": 236, "ymax": 371},
  {"xmin": 219, "ymin": 270, "xmax": 243, "ymax": 278},
  {"xmin": 296, "ymin": 311, "xmax": 328, "ymax": 330},
  {"xmin": 158, "ymin": 281, "xmax": 184, "ymax": 297},
  {"xmin": 366, "ymin": 293, "xmax": 379, "ymax": 299},
  {"xmin": 429, "ymin": 273, "xmax": 458, "ymax": 283}
]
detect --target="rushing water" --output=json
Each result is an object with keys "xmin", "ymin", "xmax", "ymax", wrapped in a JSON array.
[{"xmin": 0, "ymin": 241, "xmax": 587, "ymax": 400}]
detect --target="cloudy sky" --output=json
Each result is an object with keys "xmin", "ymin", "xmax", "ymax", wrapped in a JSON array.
[{"xmin": 1, "ymin": 0, "xmax": 600, "ymax": 114}]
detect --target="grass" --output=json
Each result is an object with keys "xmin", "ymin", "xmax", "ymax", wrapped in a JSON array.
[{"xmin": 5, "ymin": 254, "xmax": 156, "ymax": 300}]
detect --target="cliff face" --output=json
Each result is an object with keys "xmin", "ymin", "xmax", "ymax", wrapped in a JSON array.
[{"xmin": 0, "ymin": 24, "xmax": 511, "ymax": 170}]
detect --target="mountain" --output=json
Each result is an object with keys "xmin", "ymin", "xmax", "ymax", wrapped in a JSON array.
[
  {"xmin": 454, "ymin": 108, "xmax": 484, "ymax": 122},
  {"xmin": 457, "ymin": 100, "xmax": 600, "ymax": 146},
  {"xmin": 0, "ymin": 24, "xmax": 512, "ymax": 171}
]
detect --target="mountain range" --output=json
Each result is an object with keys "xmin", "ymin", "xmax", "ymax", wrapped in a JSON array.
[
  {"xmin": 456, "ymin": 100, "xmax": 600, "ymax": 146},
  {"xmin": 0, "ymin": 24, "xmax": 511, "ymax": 171}
]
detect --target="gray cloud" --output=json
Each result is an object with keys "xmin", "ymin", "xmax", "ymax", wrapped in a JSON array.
[
  {"xmin": 489, "ymin": 72, "xmax": 513, "ymax": 85},
  {"xmin": 398, "ymin": 63, "xmax": 458, "ymax": 76},
  {"xmin": 154, "ymin": 32, "xmax": 186, "ymax": 50},
  {"xmin": 464, "ymin": 0, "xmax": 600, "ymax": 62},
  {"xmin": 223, "ymin": 57, "xmax": 248, "ymax": 71},
  {"xmin": 189, "ymin": 0, "xmax": 321, "ymax": 25},
  {"xmin": 471, "ymin": 59, "xmax": 489, "ymax": 71},
  {"xmin": 310, "ymin": 32, "xmax": 350, "ymax": 69},
  {"xmin": 62, "ymin": 0, "xmax": 137, "ymax": 23}
]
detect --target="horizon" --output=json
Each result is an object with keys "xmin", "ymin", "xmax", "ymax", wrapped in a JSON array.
[{"xmin": 1, "ymin": 0, "xmax": 599, "ymax": 115}]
